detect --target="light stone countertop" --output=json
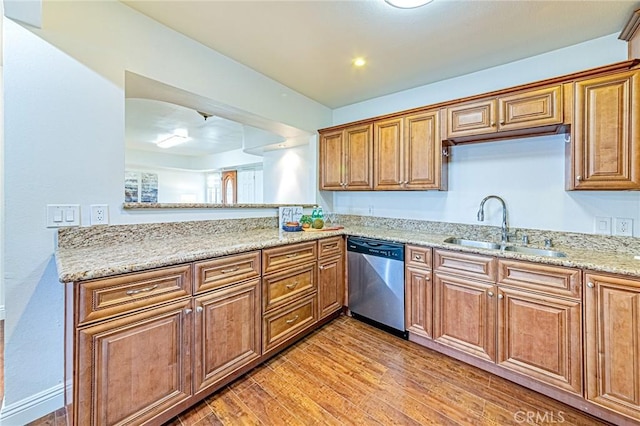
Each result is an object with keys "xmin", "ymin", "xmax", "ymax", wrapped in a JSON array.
[{"xmin": 55, "ymin": 224, "xmax": 640, "ymax": 283}]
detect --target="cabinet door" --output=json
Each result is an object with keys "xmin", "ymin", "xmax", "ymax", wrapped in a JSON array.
[
  {"xmin": 585, "ymin": 273, "xmax": 640, "ymax": 421},
  {"xmin": 497, "ymin": 287, "xmax": 582, "ymax": 395},
  {"xmin": 433, "ymin": 272, "xmax": 496, "ymax": 362},
  {"xmin": 447, "ymin": 99, "xmax": 497, "ymax": 139},
  {"xmin": 571, "ymin": 71, "xmax": 640, "ymax": 190},
  {"xmin": 374, "ymin": 118, "xmax": 403, "ymax": 190},
  {"xmin": 405, "ymin": 110, "xmax": 442, "ymax": 189},
  {"xmin": 318, "ymin": 255, "xmax": 344, "ymax": 319},
  {"xmin": 193, "ymin": 279, "xmax": 261, "ymax": 396},
  {"xmin": 76, "ymin": 300, "xmax": 192, "ymax": 426},
  {"xmin": 405, "ymin": 266, "xmax": 432, "ymax": 338},
  {"xmin": 498, "ymin": 85, "xmax": 563, "ymax": 132},
  {"xmin": 344, "ymin": 124, "xmax": 373, "ymax": 189},
  {"xmin": 319, "ymin": 129, "xmax": 344, "ymax": 190}
]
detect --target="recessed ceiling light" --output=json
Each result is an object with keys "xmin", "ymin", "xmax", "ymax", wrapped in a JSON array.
[
  {"xmin": 156, "ymin": 129, "xmax": 190, "ymax": 149},
  {"xmin": 385, "ymin": 0, "xmax": 433, "ymax": 9},
  {"xmin": 353, "ymin": 57, "xmax": 367, "ymax": 67}
]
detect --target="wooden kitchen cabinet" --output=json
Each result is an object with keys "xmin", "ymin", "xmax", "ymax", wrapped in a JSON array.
[
  {"xmin": 568, "ymin": 70, "xmax": 640, "ymax": 190},
  {"xmin": 75, "ymin": 299, "xmax": 193, "ymax": 426},
  {"xmin": 374, "ymin": 110, "xmax": 445, "ymax": 190},
  {"xmin": 447, "ymin": 99, "xmax": 497, "ymax": 138},
  {"xmin": 319, "ymin": 123, "xmax": 373, "ymax": 190},
  {"xmin": 497, "ymin": 286, "xmax": 582, "ymax": 395},
  {"xmin": 446, "ymin": 85, "xmax": 563, "ymax": 141},
  {"xmin": 318, "ymin": 237, "xmax": 345, "ymax": 320},
  {"xmin": 584, "ymin": 272, "xmax": 640, "ymax": 422},
  {"xmin": 405, "ymin": 245, "xmax": 433, "ymax": 338},
  {"xmin": 193, "ymin": 279, "xmax": 261, "ymax": 397},
  {"xmin": 433, "ymin": 271, "xmax": 497, "ymax": 362}
]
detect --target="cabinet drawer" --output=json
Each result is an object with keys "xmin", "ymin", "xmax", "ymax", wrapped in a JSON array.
[
  {"xmin": 263, "ymin": 262, "xmax": 316, "ymax": 312},
  {"xmin": 263, "ymin": 241, "xmax": 317, "ymax": 275},
  {"xmin": 447, "ymin": 99, "xmax": 497, "ymax": 138},
  {"xmin": 263, "ymin": 294, "xmax": 317, "ymax": 354},
  {"xmin": 406, "ymin": 245, "xmax": 432, "ymax": 269},
  {"xmin": 498, "ymin": 85, "xmax": 563, "ymax": 131},
  {"xmin": 318, "ymin": 236, "xmax": 344, "ymax": 259},
  {"xmin": 194, "ymin": 251, "xmax": 260, "ymax": 294},
  {"xmin": 77, "ymin": 265, "xmax": 192, "ymax": 325},
  {"xmin": 498, "ymin": 259, "xmax": 581, "ymax": 299},
  {"xmin": 434, "ymin": 249, "xmax": 496, "ymax": 281}
]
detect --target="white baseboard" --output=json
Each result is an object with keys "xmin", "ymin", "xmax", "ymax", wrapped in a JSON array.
[{"xmin": 0, "ymin": 383, "xmax": 64, "ymax": 425}]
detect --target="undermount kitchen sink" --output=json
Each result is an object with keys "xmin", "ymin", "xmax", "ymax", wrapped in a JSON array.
[
  {"xmin": 443, "ymin": 237, "xmax": 502, "ymax": 250},
  {"xmin": 443, "ymin": 237, "xmax": 567, "ymax": 258},
  {"xmin": 502, "ymin": 245, "xmax": 567, "ymax": 258}
]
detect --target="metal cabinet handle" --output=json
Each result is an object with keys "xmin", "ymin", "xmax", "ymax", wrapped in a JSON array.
[
  {"xmin": 126, "ymin": 284, "xmax": 158, "ymax": 296},
  {"xmin": 196, "ymin": 306, "xmax": 203, "ymax": 313},
  {"xmin": 286, "ymin": 281, "xmax": 299, "ymax": 289},
  {"xmin": 286, "ymin": 253, "xmax": 299, "ymax": 258},
  {"xmin": 221, "ymin": 266, "xmax": 240, "ymax": 274},
  {"xmin": 413, "ymin": 255, "xmax": 422, "ymax": 261},
  {"xmin": 490, "ymin": 121, "xmax": 496, "ymax": 127},
  {"xmin": 425, "ymin": 277, "xmax": 430, "ymax": 281},
  {"xmin": 319, "ymin": 265, "xmax": 325, "ymax": 270},
  {"xmin": 488, "ymin": 291, "xmax": 494, "ymax": 297},
  {"xmin": 587, "ymin": 282, "xmax": 594, "ymax": 288},
  {"xmin": 498, "ymin": 294, "xmax": 504, "ymax": 299},
  {"xmin": 442, "ymin": 149, "xmax": 449, "ymax": 157},
  {"xmin": 576, "ymin": 175, "xmax": 582, "ymax": 182},
  {"xmin": 184, "ymin": 308, "xmax": 193, "ymax": 314},
  {"xmin": 285, "ymin": 315, "xmax": 300, "ymax": 324}
]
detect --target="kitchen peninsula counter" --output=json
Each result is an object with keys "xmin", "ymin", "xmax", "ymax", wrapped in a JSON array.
[{"xmin": 55, "ymin": 217, "xmax": 640, "ymax": 283}]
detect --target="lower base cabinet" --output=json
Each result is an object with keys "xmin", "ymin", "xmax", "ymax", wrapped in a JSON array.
[
  {"xmin": 193, "ymin": 279, "xmax": 261, "ymax": 397},
  {"xmin": 75, "ymin": 300, "xmax": 193, "ymax": 426},
  {"xmin": 585, "ymin": 272, "xmax": 640, "ymax": 422}
]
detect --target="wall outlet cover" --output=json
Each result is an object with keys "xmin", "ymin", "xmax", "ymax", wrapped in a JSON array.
[
  {"xmin": 90, "ymin": 204, "xmax": 109, "ymax": 225},
  {"xmin": 614, "ymin": 217, "xmax": 633, "ymax": 237}
]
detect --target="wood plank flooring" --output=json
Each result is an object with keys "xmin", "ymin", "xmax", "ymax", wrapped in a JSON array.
[{"xmin": 27, "ymin": 316, "xmax": 610, "ymax": 426}]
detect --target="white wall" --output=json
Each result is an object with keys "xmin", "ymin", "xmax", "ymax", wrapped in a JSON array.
[
  {"xmin": 333, "ymin": 33, "xmax": 640, "ymax": 236},
  {"xmin": 263, "ymin": 142, "xmax": 317, "ymax": 205},
  {"xmin": 2, "ymin": 1, "xmax": 331, "ymax": 423}
]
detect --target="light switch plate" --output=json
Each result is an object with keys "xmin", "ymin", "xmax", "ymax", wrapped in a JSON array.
[
  {"xmin": 594, "ymin": 216, "xmax": 611, "ymax": 235},
  {"xmin": 46, "ymin": 204, "xmax": 80, "ymax": 228}
]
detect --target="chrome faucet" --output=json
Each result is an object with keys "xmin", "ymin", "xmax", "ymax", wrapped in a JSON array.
[{"xmin": 477, "ymin": 195, "xmax": 509, "ymax": 243}]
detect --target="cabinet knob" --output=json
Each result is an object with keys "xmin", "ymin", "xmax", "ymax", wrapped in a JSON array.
[
  {"xmin": 425, "ymin": 276, "xmax": 430, "ymax": 281},
  {"xmin": 413, "ymin": 255, "xmax": 422, "ymax": 261},
  {"xmin": 587, "ymin": 282, "xmax": 594, "ymax": 288},
  {"xmin": 499, "ymin": 120, "xmax": 505, "ymax": 125},
  {"xmin": 442, "ymin": 149, "xmax": 449, "ymax": 157},
  {"xmin": 319, "ymin": 265, "xmax": 324, "ymax": 270},
  {"xmin": 490, "ymin": 121, "xmax": 496, "ymax": 127},
  {"xmin": 184, "ymin": 308, "xmax": 193, "ymax": 314},
  {"xmin": 576, "ymin": 175, "xmax": 582, "ymax": 182},
  {"xmin": 196, "ymin": 306, "xmax": 203, "ymax": 313},
  {"xmin": 488, "ymin": 291, "xmax": 494, "ymax": 297},
  {"xmin": 498, "ymin": 294, "xmax": 504, "ymax": 299}
]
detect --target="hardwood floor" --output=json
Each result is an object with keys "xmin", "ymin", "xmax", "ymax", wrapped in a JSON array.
[{"xmin": 27, "ymin": 316, "xmax": 609, "ymax": 425}]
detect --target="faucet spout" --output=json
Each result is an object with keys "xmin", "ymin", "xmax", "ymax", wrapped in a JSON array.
[{"xmin": 477, "ymin": 195, "xmax": 509, "ymax": 243}]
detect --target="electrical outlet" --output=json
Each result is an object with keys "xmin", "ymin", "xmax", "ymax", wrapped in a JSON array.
[
  {"xmin": 594, "ymin": 216, "xmax": 611, "ymax": 235},
  {"xmin": 46, "ymin": 204, "xmax": 80, "ymax": 228},
  {"xmin": 614, "ymin": 217, "xmax": 633, "ymax": 236},
  {"xmin": 90, "ymin": 204, "xmax": 109, "ymax": 225}
]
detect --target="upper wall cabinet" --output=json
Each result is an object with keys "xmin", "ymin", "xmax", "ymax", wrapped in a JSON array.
[
  {"xmin": 567, "ymin": 70, "xmax": 640, "ymax": 190},
  {"xmin": 446, "ymin": 85, "xmax": 564, "ymax": 143},
  {"xmin": 319, "ymin": 123, "xmax": 373, "ymax": 191},
  {"xmin": 374, "ymin": 110, "xmax": 446, "ymax": 191},
  {"xmin": 319, "ymin": 60, "xmax": 640, "ymax": 192}
]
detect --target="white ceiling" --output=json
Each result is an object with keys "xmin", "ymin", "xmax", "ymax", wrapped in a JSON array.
[{"xmin": 121, "ymin": 0, "xmax": 639, "ymax": 109}]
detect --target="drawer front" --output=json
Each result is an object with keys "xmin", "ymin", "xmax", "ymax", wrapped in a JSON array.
[
  {"xmin": 263, "ymin": 262, "xmax": 316, "ymax": 312},
  {"xmin": 447, "ymin": 99, "xmax": 497, "ymax": 138},
  {"xmin": 318, "ymin": 236, "xmax": 344, "ymax": 259},
  {"xmin": 434, "ymin": 249, "xmax": 496, "ymax": 281},
  {"xmin": 194, "ymin": 251, "xmax": 260, "ymax": 294},
  {"xmin": 498, "ymin": 85, "xmax": 563, "ymax": 131},
  {"xmin": 263, "ymin": 294, "xmax": 317, "ymax": 354},
  {"xmin": 406, "ymin": 245, "xmax": 432, "ymax": 269},
  {"xmin": 263, "ymin": 241, "xmax": 317, "ymax": 275},
  {"xmin": 77, "ymin": 265, "xmax": 192, "ymax": 325},
  {"xmin": 498, "ymin": 259, "xmax": 581, "ymax": 299}
]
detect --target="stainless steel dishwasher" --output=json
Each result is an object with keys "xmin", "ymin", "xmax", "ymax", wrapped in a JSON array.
[{"xmin": 347, "ymin": 236, "xmax": 406, "ymax": 337}]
